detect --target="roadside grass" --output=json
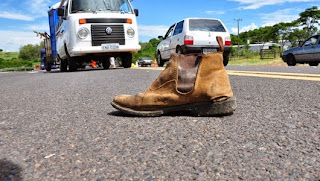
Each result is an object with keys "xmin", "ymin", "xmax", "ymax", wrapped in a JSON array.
[
  {"xmin": 32, "ymin": 61, "xmax": 41, "ymax": 66},
  {"xmin": 0, "ymin": 52, "xmax": 19, "ymax": 60},
  {"xmin": 229, "ymin": 56, "xmax": 287, "ymax": 66},
  {"xmin": 0, "ymin": 52, "xmax": 40, "ymax": 69}
]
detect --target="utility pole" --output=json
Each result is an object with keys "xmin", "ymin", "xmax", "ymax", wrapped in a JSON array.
[{"xmin": 234, "ymin": 19, "xmax": 242, "ymax": 58}]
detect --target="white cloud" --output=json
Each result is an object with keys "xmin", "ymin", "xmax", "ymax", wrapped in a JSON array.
[
  {"xmin": 260, "ymin": 8, "xmax": 300, "ymax": 26},
  {"xmin": 27, "ymin": 0, "xmax": 52, "ymax": 18},
  {"xmin": 0, "ymin": 31, "xmax": 42, "ymax": 52},
  {"xmin": 0, "ymin": 0, "xmax": 52, "ymax": 21},
  {"xmin": 231, "ymin": 23, "xmax": 258, "ymax": 34},
  {"xmin": 204, "ymin": 10, "xmax": 225, "ymax": 15},
  {"xmin": 138, "ymin": 25, "xmax": 169, "ymax": 39},
  {"xmin": 25, "ymin": 23, "xmax": 50, "ymax": 32},
  {"xmin": 0, "ymin": 12, "xmax": 34, "ymax": 21},
  {"xmin": 229, "ymin": 0, "xmax": 318, "ymax": 9}
]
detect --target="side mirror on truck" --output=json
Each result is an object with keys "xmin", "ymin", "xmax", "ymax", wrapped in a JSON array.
[
  {"xmin": 134, "ymin": 9, "xmax": 139, "ymax": 16},
  {"xmin": 57, "ymin": 8, "xmax": 65, "ymax": 17}
]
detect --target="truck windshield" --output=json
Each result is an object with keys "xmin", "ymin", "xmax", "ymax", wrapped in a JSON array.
[
  {"xmin": 71, "ymin": 0, "xmax": 133, "ymax": 13},
  {"xmin": 189, "ymin": 19, "xmax": 226, "ymax": 32}
]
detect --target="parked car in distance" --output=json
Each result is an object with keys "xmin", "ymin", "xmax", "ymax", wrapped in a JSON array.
[
  {"xmin": 156, "ymin": 18, "xmax": 231, "ymax": 67},
  {"xmin": 282, "ymin": 34, "xmax": 320, "ymax": 66},
  {"xmin": 138, "ymin": 57, "xmax": 153, "ymax": 66}
]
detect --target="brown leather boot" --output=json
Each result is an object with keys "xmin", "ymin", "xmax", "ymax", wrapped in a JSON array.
[{"xmin": 111, "ymin": 37, "xmax": 236, "ymax": 116}]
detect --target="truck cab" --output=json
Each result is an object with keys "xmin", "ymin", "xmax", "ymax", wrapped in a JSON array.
[{"xmin": 56, "ymin": 0, "xmax": 141, "ymax": 71}]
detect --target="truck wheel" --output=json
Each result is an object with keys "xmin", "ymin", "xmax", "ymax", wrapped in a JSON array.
[
  {"xmin": 121, "ymin": 53, "xmax": 132, "ymax": 68},
  {"xmin": 45, "ymin": 61, "xmax": 52, "ymax": 72},
  {"xmin": 102, "ymin": 59, "xmax": 111, "ymax": 69},
  {"xmin": 157, "ymin": 52, "xmax": 165, "ymax": 67},
  {"xmin": 68, "ymin": 57, "xmax": 77, "ymax": 72},
  {"xmin": 60, "ymin": 59, "xmax": 68, "ymax": 72},
  {"xmin": 309, "ymin": 62, "xmax": 319, "ymax": 66}
]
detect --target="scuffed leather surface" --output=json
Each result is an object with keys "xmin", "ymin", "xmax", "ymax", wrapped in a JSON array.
[{"xmin": 113, "ymin": 51, "xmax": 233, "ymax": 111}]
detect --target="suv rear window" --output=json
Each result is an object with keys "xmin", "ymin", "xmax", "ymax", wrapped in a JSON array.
[{"xmin": 189, "ymin": 19, "xmax": 226, "ymax": 32}]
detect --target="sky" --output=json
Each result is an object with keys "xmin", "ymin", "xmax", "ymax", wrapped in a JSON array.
[{"xmin": 0, "ymin": 0, "xmax": 319, "ymax": 52}]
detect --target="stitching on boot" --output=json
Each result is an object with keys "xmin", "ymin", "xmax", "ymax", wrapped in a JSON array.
[{"xmin": 149, "ymin": 54, "xmax": 178, "ymax": 91}]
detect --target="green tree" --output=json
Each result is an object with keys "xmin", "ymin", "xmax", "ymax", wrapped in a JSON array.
[
  {"xmin": 273, "ymin": 21, "xmax": 298, "ymax": 54},
  {"xmin": 133, "ymin": 38, "xmax": 161, "ymax": 63},
  {"xmin": 231, "ymin": 34, "xmax": 245, "ymax": 45},
  {"xmin": 247, "ymin": 26, "xmax": 274, "ymax": 50},
  {"xmin": 298, "ymin": 6, "xmax": 320, "ymax": 36},
  {"xmin": 0, "ymin": 49, "xmax": 3, "ymax": 52},
  {"xmin": 288, "ymin": 29, "xmax": 309, "ymax": 47},
  {"xmin": 18, "ymin": 44, "xmax": 41, "ymax": 62}
]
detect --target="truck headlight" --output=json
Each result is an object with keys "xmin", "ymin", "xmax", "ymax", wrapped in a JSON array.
[
  {"xmin": 78, "ymin": 28, "xmax": 89, "ymax": 39},
  {"xmin": 127, "ymin": 28, "xmax": 135, "ymax": 38}
]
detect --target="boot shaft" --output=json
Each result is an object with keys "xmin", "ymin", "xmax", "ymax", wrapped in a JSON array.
[{"xmin": 149, "ymin": 51, "xmax": 233, "ymax": 101}]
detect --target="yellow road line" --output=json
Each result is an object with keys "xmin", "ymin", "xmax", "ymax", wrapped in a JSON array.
[
  {"xmin": 226, "ymin": 70, "xmax": 320, "ymax": 81},
  {"xmin": 227, "ymin": 70, "xmax": 320, "ymax": 77},
  {"xmin": 132, "ymin": 67, "xmax": 320, "ymax": 81}
]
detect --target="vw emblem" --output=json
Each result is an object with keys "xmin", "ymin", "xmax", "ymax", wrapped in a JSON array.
[{"xmin": 106, "ymin": 27, "xmax": 113, "ymax": 35}]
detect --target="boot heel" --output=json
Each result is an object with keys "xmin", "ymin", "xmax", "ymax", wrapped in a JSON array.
[{"xmin": 190, "ymin": 96, "xmax": 237, "ymax": 116}]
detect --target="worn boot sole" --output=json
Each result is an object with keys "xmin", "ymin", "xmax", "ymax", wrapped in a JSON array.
[{"xmin": 111, "ymin": 96, "xmax": 236, "ymax": 117}]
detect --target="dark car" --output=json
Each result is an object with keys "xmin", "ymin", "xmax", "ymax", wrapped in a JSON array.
[
  {"xmin": 282, "ymin": 35, "xmax": 320, "ymax": 66},
  {"xmin": 138, "ymin": 57, "xmax": 153, "ymax": 66}
]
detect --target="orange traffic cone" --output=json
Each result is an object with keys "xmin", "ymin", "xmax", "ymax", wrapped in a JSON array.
[
  {"xmin": 91, "ymin": 60, "xmax": 97, "ymax": 68},
  {"xmin": 153, "ymin": 59, "xmax": 158, "ymax": 67}
]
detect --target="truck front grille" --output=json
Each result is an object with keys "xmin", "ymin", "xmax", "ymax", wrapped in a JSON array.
[{"xmin": 91, "ymin": 25, "xmax": 125, "ymax": 46}]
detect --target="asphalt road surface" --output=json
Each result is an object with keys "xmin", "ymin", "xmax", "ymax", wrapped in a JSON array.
[{"xmin": 0, "ymin": 66, "xmax": 319, "ymax": 180}]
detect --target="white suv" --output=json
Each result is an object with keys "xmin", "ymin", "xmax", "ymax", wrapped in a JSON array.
[{"xmin": 156, "ymin": 18, "xmax": 231, "ymax": 66}]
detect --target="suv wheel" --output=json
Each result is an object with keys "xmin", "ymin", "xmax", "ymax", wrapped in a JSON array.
[
  {"xmin": 287, "ymin": 55, "xmax": 296, "ymax": 66},
  {"xmin": 157, "ymin": 52, "xmax": 165, "ymax": 67},
  {"xmin": 176, "ymin": 46, "xmax": 183, "ymax": 54},
  {"xmin": 223, "ymin": 54, "xmax": 229, "ymax": 66},
  {"xmin": 309, "ymin": 62, "xmax": 319, "ymax": 66}
]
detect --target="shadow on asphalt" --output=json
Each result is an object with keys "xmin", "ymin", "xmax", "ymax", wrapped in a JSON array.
[
  {"xmin": 42, "ymin": 67, "xmax": 124, "ymax": 73},
  {"xmin": 0, "ymin": 159, "xmax": 23, "ymax": 181},
  {"xmin": 108, "ymin": 111, "xmax": 233, "ymax": 118}
]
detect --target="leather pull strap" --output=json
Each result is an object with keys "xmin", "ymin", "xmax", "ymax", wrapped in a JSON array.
[{"xmin": 216, "ymin": 36, "xmax": 224, "ymax": 52}]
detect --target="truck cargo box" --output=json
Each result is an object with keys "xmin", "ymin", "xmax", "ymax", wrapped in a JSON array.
[{"xmin": 48, "ymin": 3, "xmax": 61, "ymax": 59}]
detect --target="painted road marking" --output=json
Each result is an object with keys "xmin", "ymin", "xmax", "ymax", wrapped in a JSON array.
[
  {"xmin": 133, "ymin": 67, "xmax": 320, "ymax": 82},
  {"xmin": 227, "ymin": 70, "xmax": 320, "ymax": 77},
  {"xmin": 227, "ymin": 70, "xmax": 320, "ymax": 82}
]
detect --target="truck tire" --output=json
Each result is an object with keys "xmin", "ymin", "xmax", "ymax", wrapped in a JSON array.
[
  {"xmin": 45, "ymin": 58, "xmax": 52, "ymax": 72},
  {"xmin": 46, "ymin": 63, "xmax": 52, "ymax": 71},
  {"xmin": 102, "ymin": 57, "xmax": 111, "ymax": 69},
  {"xmin": 68, "ymin": 57, "xmax": 77, "ymax": 72},
  {"xmin": 60, "ymin": 59, "xmax": 68, "ymax": 72},
  {"xmin": 121, "ymin": 53, "xmax": 132, "ymax": 68}
]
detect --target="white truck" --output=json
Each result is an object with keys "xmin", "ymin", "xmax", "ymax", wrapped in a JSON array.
[{"xmin": 56, "ymin": 0, "xmax": 141, "ymax": 71}]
